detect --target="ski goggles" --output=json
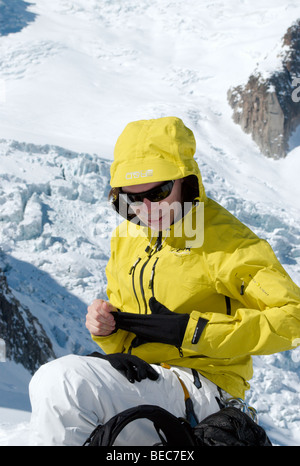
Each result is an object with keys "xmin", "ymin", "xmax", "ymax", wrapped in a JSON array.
[{"xmin": 119, "ymin": 180, "xmax": 175, "ymax": 205}]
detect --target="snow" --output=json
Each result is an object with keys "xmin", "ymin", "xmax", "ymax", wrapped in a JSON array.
[{"xmin": 0, "ymin": 0, "xmax": 300, "ymax": 446}]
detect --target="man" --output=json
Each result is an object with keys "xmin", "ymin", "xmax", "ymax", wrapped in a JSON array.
[{"xmin": 29, "ymin": 117, "xmax": 300, "ymax": 446}]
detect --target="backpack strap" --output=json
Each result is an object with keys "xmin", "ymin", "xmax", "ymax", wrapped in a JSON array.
[{"xmin": 83, "ymin": 404, "xmax": 196, "ymax": 446}]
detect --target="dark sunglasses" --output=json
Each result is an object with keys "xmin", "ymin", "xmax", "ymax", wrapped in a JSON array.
[{"xmin": 119, "ymin": 180, "xmax": 175, "ymax": 205}]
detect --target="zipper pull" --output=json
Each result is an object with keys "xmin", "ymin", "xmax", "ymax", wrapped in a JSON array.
[
  {"xmin": 240, "ymin": 281, "xmax": 245, "ymax": 295},
  {"xmin": 129, "ymin": 257, "xmax": 141, "ymax": 274}
]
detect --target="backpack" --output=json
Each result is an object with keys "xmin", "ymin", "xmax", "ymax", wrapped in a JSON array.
[
  {"xmin": 83, "ymin": 404, "xmax": 195, "ymax": 446},
  {"xmin": 83, "ymin": 404, "xmax": 272, "ymax": 447},
  {"xmin": 193, "ymin": 406, "xmax": 272, "ymax": 446}
]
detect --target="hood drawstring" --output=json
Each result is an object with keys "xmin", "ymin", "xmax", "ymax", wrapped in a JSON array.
[
  {"xmin": 145, "ymin": 229, "xmax": 169, "ymax": 255},
  {"xmin": 157, "ymin": 228, "xmax": 170, "ymax": 251},
  {"xmin": 145, "ymin": 231, "xmax": 157, "ymax": 255}
]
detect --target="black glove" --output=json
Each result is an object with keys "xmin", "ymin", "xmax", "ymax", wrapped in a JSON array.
[
  {"xmin": 113, "ymin": 297, "xmax": 189, "ymax": 348},
  {"xmin": 87, "ymin": 352, "xmax": 159, "ymax": 383}
]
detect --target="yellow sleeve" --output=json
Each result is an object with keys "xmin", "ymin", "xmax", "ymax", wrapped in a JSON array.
[{"xmin": 182, "ymin": 239, "xmax": 300, "ymax": 358}]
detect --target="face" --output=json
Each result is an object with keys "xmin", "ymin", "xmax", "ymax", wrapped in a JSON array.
[{"xmin": 122, "ymin": 179, "xmax": 183, "ymax": 231}]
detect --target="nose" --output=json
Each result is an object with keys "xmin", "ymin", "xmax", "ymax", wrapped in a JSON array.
[
  {"xmin": 143, "ymin": 199, "xmax": 162, "ymax": 220},
  {"xmin": 143, "ymin": 198, "xmax": 152, "ymax": 209}
]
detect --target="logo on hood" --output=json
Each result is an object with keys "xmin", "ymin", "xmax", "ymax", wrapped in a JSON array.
[{"xmin": 125, "ymin": 169, "xmax": 153, "ymax": 180}]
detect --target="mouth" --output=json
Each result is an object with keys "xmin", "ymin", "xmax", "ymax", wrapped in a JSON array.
[{"xmin": 148, "ymin": 215, "xmax": 163, "ymax": 224}]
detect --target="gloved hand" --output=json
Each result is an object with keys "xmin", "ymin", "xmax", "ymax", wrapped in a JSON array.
[
  {"xmin": 88, "ymin": 352, "xmax": 159, "ymax": 383},
  {"xmin": 112, "ymin": 297, "xmax": 190, "ymax": 348}
]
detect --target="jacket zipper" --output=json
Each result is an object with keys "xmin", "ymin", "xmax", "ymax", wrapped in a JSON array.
[
  {"xmin": 148, "ymin": 257, "xmax": 159, "ymax": 296},
  {"xmin": 128, "ymin": 238, "xmax": 159, "ymax": 314},
  {"xmin": 140, "ymin": 253, "xmax": 154, "ymax": 314},
  {"xmin": 128, "ymin": 240, "xmax": 183, "ymax": 359},
  {"xmin": 138, "ymin": 233, "xmax": 162, "ymax": 314},
  {"xmin": 177, "ymin": 346, "xmax": 183, "ymax": 357},
  {"xmin": 128, "ymin": 234, "xmax": 162, "ymax": 352},
  {"xmin": 129, "ymin": 257, "xmax": 141, "ymax": 314},
  {"xmin": 225, "ymin": 295, "xmax": 231, "ymax": 315}
]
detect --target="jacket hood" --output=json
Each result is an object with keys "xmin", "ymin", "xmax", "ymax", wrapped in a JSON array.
[{"xmin": 110, "ymin": 116, "xmax": 206, "ymax": 202}]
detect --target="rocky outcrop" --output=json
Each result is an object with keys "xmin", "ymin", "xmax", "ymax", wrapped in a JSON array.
[
  {"xmin": 228, "ymin": 19, "xmax": 300, "ymax": 159},
  {"xmin": 0, "ymin": 268, "xmax": 55, "ymax": 374}
]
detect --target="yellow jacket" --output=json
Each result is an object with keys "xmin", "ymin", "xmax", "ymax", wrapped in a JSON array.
[{"xmin": 92, "ymin": 117, "xmax": 300, "ymax": 398}]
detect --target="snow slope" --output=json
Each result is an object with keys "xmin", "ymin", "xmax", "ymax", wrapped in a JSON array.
[{"xmin": 1, "ymin": 0, "xmax": 300, "ymax": 446}]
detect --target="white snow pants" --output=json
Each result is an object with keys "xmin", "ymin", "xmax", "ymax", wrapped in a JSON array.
[{"xmin": 29, "ymin": 354, "xmax": 221, "ymax": 446}]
